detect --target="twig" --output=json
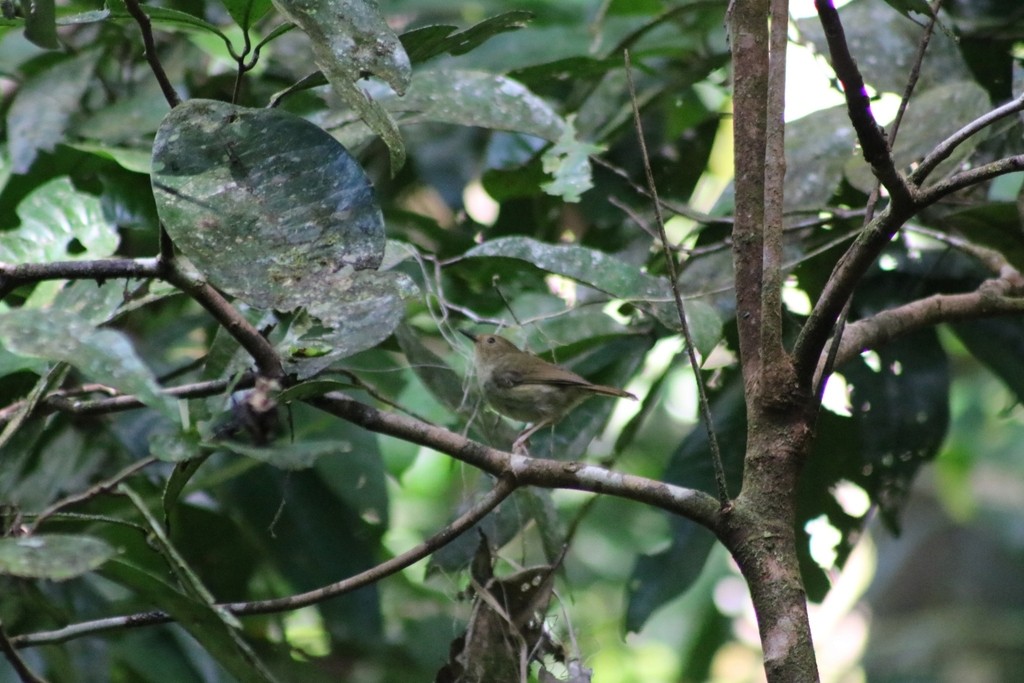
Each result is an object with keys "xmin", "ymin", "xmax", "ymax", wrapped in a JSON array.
[
  {"xmin": 122, "ymin": 0, "xmax": 180, "ymax": 108},
  {"xmin": 888, "ymin": 0, "xmax": 942, "ymax": 144},
  {"xmin": 13, "ymin": 475, "xmax": 519, "ymax": 647},
  {"xmin": 917, "ymin": 154, "xmax": 1024, "ymax": 206},
  {"xmin": 813, "ymin": 0, "xmax": 913, "ymax": 206},
  {"xmin": 904, "ymin": 224, "xmax": 1011, "ymax": 275},
  {"xmin": 813, "ymin": 274, "xmax": 1024, "ymax": 386},
  {"xmin": 0, "ymin": 376, "xmax": 252, "ymax": 425},
  {"xmin": 0, "ymin": 622, "xmax": 46, "ymax": 683},
  {"xmin": 912, "ymin": 91, "xmax": 1024, "ymax": 186},
  {"xmin": 0, "ymin": 253, "xmax": 282, "ymax": 380},
  {"xmin": 159, "ymin": 260, "xmax": 284, "ymax": 380},
  {"xmin": 28, "ymin": 458, "xmax": 159, "ymax": 533},
  {"xmin": 814, "ymin": 0, "xmax": 942, "ymax": 403},
  {"xmin": 595, "ymin": 50, "xmax": 728, "ymax": 506}
]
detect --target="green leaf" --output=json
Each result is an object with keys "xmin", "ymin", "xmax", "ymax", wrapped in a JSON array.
[
  {"xmin": 0, "ymin": 176, "xmax": 118, "ymax": 264},
  {"xmin": 400, "ymin": 11, "xmax": 533, "ymax": 64},
  {"xmin": 7, "ymin": 49, "xmax": 101, "ymax": 172},
  {"xmin": 464, "ymin": 237, "xmax": 723, "ymax": 355},
  {"xmin": 785, "ymin": 106, "xmax": 857, "ymax": 210},
  {"xmin": 21, "ymin": 0, "xmax": 58, "ymax": 49},
  {"xmin": 950, "ymin": 317, "xmax": 1024, "ymax": 405},
  {"xmin": 937, "ymin": 203, "xmax": 1024, "ymax": 273},
  {"xmin": 106, "ymin": 0, "xmax": 229, "ymax": 42},
  {"xmin": 388, "ymin": 69, "xmax": 566, "ymax": 142},
  {"xmin": 221, "ymin": 0, "xmax": 273, "ymax": 31},
  {"xmin": 150, "ymin": 430, "xmax": 203, "ymax": 463},
  {"xmin": 881, "ymin": 0, "xmax": 934, "ymax": 21},
  {"xmin": 541, "ymin": 115, "xmax": 604, "ymax": 202},
  {"xmin": 394, "ymin": 324, "xmax": 466, "ymax": 415},
  {"xmin": 100, "ymin": 558, "xmax": 279, "ymax": 683},
  {"xmin": 153, "ymin": 100, "xmax": 383, "ymax": 302},
  {"xmin": 152, "ymin": 100, "xmax": 415, "ymax": 376},
  {"xmin": 0, "ymin": 534, "xmax": 117, "ymax": 580},
  {"xmin": 840, "ymin": 327, "xmax": 950, "ymax": 532},
  {"xmin": 65, "ymin": 142, "xmax": 152, "ymax": 174},
  {"xmin": 0, "ymin": 309, "xmax": 179, "ymax": 421},
  {"xmin": 226, "ymin": 467, "xmax": 384, "ymax": 642},
  {"xmin": 270, "ymin": 0, "xmax": 409, "ymax": 171},
  {"xmin": 217, "ymin": 439, "xmax": 347, "ymax": 470}
]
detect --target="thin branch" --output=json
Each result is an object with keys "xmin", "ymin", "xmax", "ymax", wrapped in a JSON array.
[
  {"xmin": 159, "ymin": 260, "xmax": 284, "ymax": 379},
  {"xmin": 813, "ymin": 274, "xmax": 1024, "ymax": 386},
  {"xmin": 0, "ymin": 253, "xmax": 282, "ymax": 381},
  {"xmin": 122, "ymin": 0, "xmax": 180, "ymax": 108},
  {"xmin": 912, "ymin": 91, "xmax": 1024, "ymax": 186},
  {"xmin": 624, "ymin": 50, "xmax": 729, "ymax": 506},
  {"xmin": 917, "ymin": 154, "xmax": 1024, "ymax": 206},
  {"xmin": 13, "ymin": 476, "xmax": 518, "ymax": 648},
  {"xmin": 793, "ymin": 203, "xmax": 915, "ymax": 383},
  {"xmin": 0, "ymin": 622, "xmax": 47, "ymax": 683},
  {"xmin": 0, "ymin": 258, "xmax": 160, "ymax": 299},
  {"xmin": 814, "ymin": 0, "xmax": 914, "ymax": 206},
  {"xmin": 28, "ymin": 457, "xmax": 159, "ymax": 533},
  {"xmin": 904, "ymin": 225, "xmax": 1010, "ymax": 275},
  {"xmin": 812, "ymin": 0, "xmax": 941, "ymax": 402},
  {"xmin": 592, "ymin": 156, "xmax": 734, "ymax": 228},
  {"xmin": 888, "ymin": 0, "xmax": 942, "ymax": 144},
  {"xmin": 0, "ymin": 375, "xmax": 252, "ymax": 425},
  {"xmin": 307, "ymin": 392, "xmax": 721, "ymax": 524}
]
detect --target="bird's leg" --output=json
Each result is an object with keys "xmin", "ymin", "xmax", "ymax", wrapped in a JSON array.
[{"xmin": 512, "ymin": 420, "xmax": 551, "ymax": 454}]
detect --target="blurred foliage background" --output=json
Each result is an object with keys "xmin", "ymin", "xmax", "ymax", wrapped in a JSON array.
[{"xmin": 0, "ymin": 0, "xmax": 1023, "ymax": 680}]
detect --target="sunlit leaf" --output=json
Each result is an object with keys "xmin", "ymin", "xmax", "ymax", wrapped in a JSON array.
[
  {"xmin": 270, "ymin": 0, "xmax": 409, "ymax": 171},
  {"xmin": 541, "ymin": 115, "xmax": 604, "ymax": 202},
  {"xmin": 465, "ymin": 237, "xmax": 723, "ymax": 355},
  {"xmin": 0, "ymin": 176, "xmax": 118, "ymax": 264}
]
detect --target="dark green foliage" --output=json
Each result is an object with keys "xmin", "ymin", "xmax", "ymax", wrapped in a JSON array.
[{"xmin": 1, "ymin": 0, "xmax": 1023, "ymax": 680}]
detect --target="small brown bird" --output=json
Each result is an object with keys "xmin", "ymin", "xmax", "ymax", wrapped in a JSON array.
[{"xmin": 461, "ymin": 331, "xmax": 637, "ymax": 452}]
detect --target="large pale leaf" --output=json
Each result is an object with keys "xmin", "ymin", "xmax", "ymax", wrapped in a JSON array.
[
  {"xmin": 465, "ymin": 237, "xmax": 722, "ymax": 355},
  {"xmin": 270, "ymin": 0, "xmax": 409, "ymax": 171},
  {"xmin": 386, "ymin": 69, "xmax": 565, "ymax": 142},
  {"xmin": 0, "ymin": 309, "xmax": 179, "ymax": 420},
  {"xmin": 7, "ymin": 49, "xmax": 101, "ymax": 172},
  {"xmin": 0, "ymin": 534, "xmax": 116, "ymax": 580},
  {"xmin": 152, "ymin": 100, "xmax": 413, "ymax": 375},
  {"xmin": 0, "ymin": 176, "xmax": 118, "ymax": 263}
]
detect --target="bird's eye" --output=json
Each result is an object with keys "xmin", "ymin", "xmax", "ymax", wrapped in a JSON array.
[{"xmin": 486, "ymin": 337, "xmax": 495, "ymax": 344}]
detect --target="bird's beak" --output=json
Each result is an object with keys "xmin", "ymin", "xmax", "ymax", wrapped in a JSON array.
[{"xmin": 458, "ymin": 329, "xmax": 477, "ymax": 342}]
